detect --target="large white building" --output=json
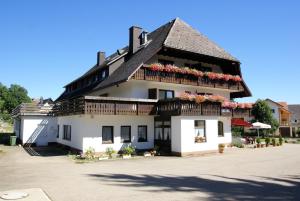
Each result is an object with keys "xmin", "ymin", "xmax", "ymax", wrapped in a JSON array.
[{"xmin": 13, "ymin": 18, "xmax": 252, "ymax": 156}]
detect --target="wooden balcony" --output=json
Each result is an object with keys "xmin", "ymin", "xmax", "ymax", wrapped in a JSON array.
[
  {"xmin": 157, "ymin": 99, "xmax": 222, "ymax": 116},
  {"xmin": 53, "ymin": 96, "xmax": 157, "ymax": 116},
  {"xmin": 54, "ymin": 96, "xmax": 252, "ymax": 118},
  {"xmin": 132, "ymin": 67, "xmax": 243, "ymax": 91}
]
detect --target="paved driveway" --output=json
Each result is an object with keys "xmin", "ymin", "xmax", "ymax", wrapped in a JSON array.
[{"xmin": 0, "ymin": 144, "xmax": 300, "ymax": 201}]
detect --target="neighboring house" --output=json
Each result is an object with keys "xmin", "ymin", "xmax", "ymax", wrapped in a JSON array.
[
  {"xmin": 288, "ymin": 104, "xmax": 300, "ymax": 137},
  {"xmin": 265, "ymin": 99, "xmax": 292, "ymax": 137},
  {"xmin": 13, "ymin": 18, "xmax": 252, "ymax": 156},
  {"xmin": 12, "ymin": 102, "xmax": 57, "ymax": 146}
]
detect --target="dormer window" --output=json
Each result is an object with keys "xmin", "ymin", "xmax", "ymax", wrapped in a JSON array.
[{"xmin": 100, "ymin": 68, "xmax": 109, "ymax": 80}]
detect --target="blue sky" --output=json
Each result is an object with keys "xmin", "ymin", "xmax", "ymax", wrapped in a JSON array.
[{"xmin": 0, "ymin": 0, "xmax": 299, "ymax": 103}]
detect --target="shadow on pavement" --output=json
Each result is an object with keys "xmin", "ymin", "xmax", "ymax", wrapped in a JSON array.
[
  {"xmin": 23, "ymin": 146, "xmax": 69, "ymax": 157},
  {"xmin": 87, "ymin": 173, "xmax": 300, "ymax": 200}
]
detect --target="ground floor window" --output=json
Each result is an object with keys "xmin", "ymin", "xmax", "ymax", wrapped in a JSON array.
[
  {"xmin": 102, "ymin": 126, "xmax": 114, "ymax": 144},
  {"xmin": 138, "ymin": 125, "xmax": 147, "ymax": 142},
  {"xmin": 63, "ymin": 125, "xmax": 71, "ymax": 141},
  {"xmin": 121, "ymin": 126, "xmax": 131, "ymax": 143},
  {"xmin": 194, "ymin": 120, "xmax": 206, "ymax": 143},
  {"xmin": 218, "ymin": 121, "xmax": 224, "ymax": 137}
]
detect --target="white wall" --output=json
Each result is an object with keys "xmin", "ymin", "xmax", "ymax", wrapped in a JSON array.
[
  {"xmin": 57, "ymin": 115, "xmax": 154, "ymax": 152},
  {"xmin": 89, "ymin": 80, "xmax": 231, "ymax": 100},
  {"xmin": 20, "ymin": 116, "xmax": 57, "ymax": 146},
  {"xmin": 266, "ymin": 100, "xmax": 280, "ymax": 122},
  {"xmin": 171, "ymin": 116, "xmax": 231, "ymax": 154}
]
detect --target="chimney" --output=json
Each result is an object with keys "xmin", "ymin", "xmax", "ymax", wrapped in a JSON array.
[
  {"xmin": 97, "ymin": 51, "xmax": 106, "ymax": 66},
  {"xmin": 129, "ymin": 26, "xmax": 142, "ymax": 55}
]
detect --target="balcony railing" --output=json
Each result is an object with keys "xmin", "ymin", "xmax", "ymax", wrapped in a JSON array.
[
  {"xmin": 132, "ymin": 66, "xmax": 243, "ymax": 91},
  {"xmin": 54, "ymin": 96, "xmax": 252, "ymax": 118},
  {"xmin": 157, "ymin": 100, "xmax": 222, "ymax": 116}
]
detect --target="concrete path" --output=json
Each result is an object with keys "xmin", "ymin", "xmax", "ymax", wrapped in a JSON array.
[{"xmin": 0, "ymin": 144, "xmax": 299, "ymax": 201}]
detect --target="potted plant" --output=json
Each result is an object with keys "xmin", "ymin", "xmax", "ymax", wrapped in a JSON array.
[
  {"xmin": 279, "ymin": 137, "xmax": 284, "ymax": 146},
  {"xmin": 122, "ymin": 145, "xmax": 135, "ymax": 159},
  {"xmin": 218, "ymin": 143, "xmax": 225, "ymax": 153},
  {"xmin": 105, "ymin": 147, "xmax": 116, "ymax": 159},
  {"xmin": 272, "ymin": 138, "xmax": 276, "ymax": 146},
  {"xmin": 265, "ymin": 137, "xmax": 270, "ymax": 147},
  {"xmin": 256, "ymin": 138, "xmax": 261, "ymax": 148},
  {"xmin": 84, "ymin": 147, "xmax": 96, "ymax": 160}
]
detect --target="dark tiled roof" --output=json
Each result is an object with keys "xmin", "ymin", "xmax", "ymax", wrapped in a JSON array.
[
  {"xmin": 57, "ymin": 18, "xmax": 249, "ymax": 101},
  {"xmin": 164, "ymin": 18, "xmax": 239, "ymax": 62},
  {"xmin": 288, "ymin": 104, "xmax": 300, "ymax": 121},
  {"xmin": 91, "ymin": 19, "xmax": 174, "ymax": 92}
]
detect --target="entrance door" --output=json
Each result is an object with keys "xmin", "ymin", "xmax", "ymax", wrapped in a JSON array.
[{"xmin": 154, "ymin": 117, "xmax": 171, "ymax": 154}]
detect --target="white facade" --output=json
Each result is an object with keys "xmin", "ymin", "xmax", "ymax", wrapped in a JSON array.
[
  {"xmin": 54, "ymin": 114, "xmax": 231, "ymax": 155},
  {"xmin": 57, "ymin": 115, "xmax": 154, "ymax": 152},
  {"xmin": 171, "ymin": 116, "xmax": 231, "ymax": 154},
  {"xmin": 89, "ymin": 80, "xmax": 232, "ymax": 100},
  {"xmin": 15, "ymin": 116, "xmax": 57, "ymax": 146}
]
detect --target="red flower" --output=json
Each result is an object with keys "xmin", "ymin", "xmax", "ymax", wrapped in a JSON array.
[{"xmin": 231, "ymin": 75, "xmax": 242, "ymax": 82}]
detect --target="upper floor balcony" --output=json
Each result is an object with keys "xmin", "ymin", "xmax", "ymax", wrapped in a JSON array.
[
  {"xmin": 53, "ymin": 95, "xmax": 252, "ymax": 119},
  {"xmin": 132, "ymin": 64, "xmax": 244, "ymax": 92}
]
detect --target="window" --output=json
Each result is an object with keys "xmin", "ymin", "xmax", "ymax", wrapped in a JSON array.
[
  {"xmin": 194, "ymin": 120, "xmax": 206, "ymax": 143},
  {"xmin": 158, "ymin": 59, "xmax": 174, "ymax": 66},
  {"xmin": 63, "ymin": 125, "xmax": 71, "ymax": 141},
  {"xmin": 155, "ymin": 121, "xmax": 171, "ymax": 141},
  {"xmin": 159, "ymin": 90, "xmax": 174, "ymax": 100},
  {"xmin": 218, "ymin": 121, "xmax": 224, "ymax": 137},
  {"xmin": 57, "ymin": 125, "xmax": 59, "ymax": 138},
  {"xmin": 271, "ymin": 109, "xmax": 275, "ymax": 113},
  {"xmin": 138, "ymin": 126, "xmax": 147, "ymax": 142},
  {"xmin": 121, "ymin": 126, "xmax": 131, "ymax": 143},
  {"xmin": 102, "ymin": 126, "xmax": 114, "ymax": 144}
]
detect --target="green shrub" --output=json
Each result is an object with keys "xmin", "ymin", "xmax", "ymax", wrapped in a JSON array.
[
  {"xmin": 105, "ymin": 147, "xmax": 116, "ymax": 158},
  {"xmin": 265, "ymin": 137, "xmax": 270, "ymax": 145},
  {"xmin": 271, "ymin": 138, "xmax": 276, "ymax": 146},
  {"xmin": 231, "ymin": 141, "xmax": 244, "ymax": 148},
  {"xmin": 279, "ymin": 137, "xmax": 284, "ymax": 145},
  {"xmin": 256, "ymin": 138, "xmax": 261, "ymax": 144},
  {"xmin": 122, "ymin": 145, "xmax": 135, "ymax": 155},
  {"xmin": 84, "ymin": 147, "xmax": 96, "ymax": 160}
]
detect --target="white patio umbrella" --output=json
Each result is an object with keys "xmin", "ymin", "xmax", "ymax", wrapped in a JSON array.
[{"xmin": 251, "ymin": 122, "xmax": 271, "ymax": 137}]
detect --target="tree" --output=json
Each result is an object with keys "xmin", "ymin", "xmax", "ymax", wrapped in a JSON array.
[
  {"xmin": 0, "ymin": 83, "xmax": 31, "ymax": 122},
  {"xmin": 251, "ymin": 99, "xmax": 279, "ymax": 134}
]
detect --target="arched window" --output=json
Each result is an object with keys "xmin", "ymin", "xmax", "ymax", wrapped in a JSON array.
[{"xmin": 218, "ymin": 121, "xmax": 224, "ymax": 137}]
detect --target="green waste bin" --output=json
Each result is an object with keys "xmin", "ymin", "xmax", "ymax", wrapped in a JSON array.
[{"xmin": 10, "ymin": 136, "xmax": 17, "ymax": 146}]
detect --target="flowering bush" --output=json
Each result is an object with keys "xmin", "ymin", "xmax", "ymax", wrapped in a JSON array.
[
  {"xmin": 195, "ymin": 95, "xmax": 206, "ymax": 103},
  {"xmin": 222, "ymin": 101, "xmax": 238, "ymax": 109},
  {"xmin": 150, "ymin": 63, "xmax": 164, "ymax": 71},
  {"xmin": 147, "ymin": 64, "xmax": 242, "ymax": 82}
]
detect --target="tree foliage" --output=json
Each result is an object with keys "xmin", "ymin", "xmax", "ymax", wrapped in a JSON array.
[
  {"xmin": 251, "ymin": 99, "xmax": 279, "ymax": 134},
  {"xmin": 0, "ymin": 83, "xmax": 31, "ymax": 122}
]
